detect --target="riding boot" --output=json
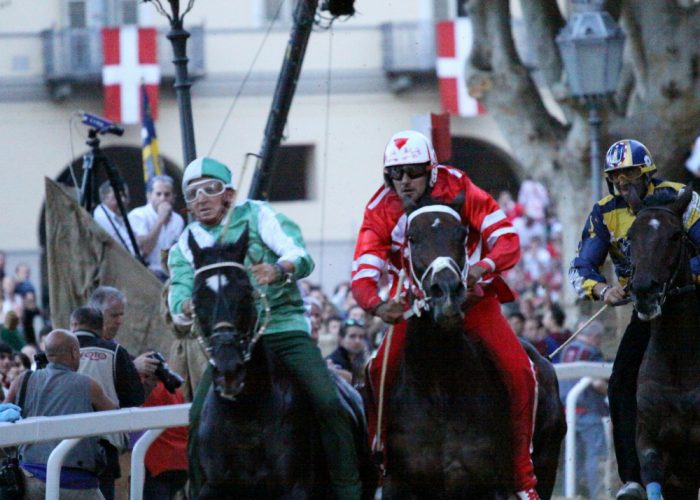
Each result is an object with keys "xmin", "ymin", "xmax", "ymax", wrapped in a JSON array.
[
  {"xmin": 365, "ymin": 322, "xmax": 408, "ymax": 456},
  {"xmin": 608, "ymin": 313, "xmax": 650, "ymax": 484},
  {"xmin": 463, "ymin": 295, "xmax": 539, "ymax": 491}
]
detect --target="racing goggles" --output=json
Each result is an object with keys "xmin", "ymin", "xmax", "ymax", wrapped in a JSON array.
[
  {"xmin": 608, "ymin": 167, "xmax": 644, "ymax": 183},
  {"xmin": 184, "ymin": 179, "xmax": 227, "ymax": 203},
  {"xmin": 384, "ymin": 164, "xmax": 429, "ymax": 181}
]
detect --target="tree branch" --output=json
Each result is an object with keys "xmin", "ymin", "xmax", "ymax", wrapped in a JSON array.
[
  {"xmin": 464, "ymin": 0, "xmax": 568, "ymax": 180},
  {"xmin": 519, "ymin": 0, "xmax": 565, "ymax": 87}
]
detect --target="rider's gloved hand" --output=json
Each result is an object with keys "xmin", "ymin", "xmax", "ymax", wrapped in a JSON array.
[
  {"xmin": 466, "ymin": 264, "xmax": 489, "ymax": 289},
  {"xmin": 595, "ymin": 283, "xmax": 626, "ymax": 305},
  {"xmin": 374, "ymin": 301, "xmax": 404, "ymax": 324}
]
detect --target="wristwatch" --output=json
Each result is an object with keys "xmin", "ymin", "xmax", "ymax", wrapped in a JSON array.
[{"xmin": 273, "ymin": 262, "xmax": 292, "ymax": 284}]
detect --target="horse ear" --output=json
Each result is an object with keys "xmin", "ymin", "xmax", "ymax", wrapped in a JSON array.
[
  {"xmin": 188, "ymin": 230, "xmax": 203, "ymax": 268},
  {"xmin": 671, "ymin": 187, "xmax": 693, "ymax": 216},
  {"xmin": 230, "ymin": 223, "xmax": 249, "ymax": 264},
  {"xmin": 627, "ymin": 185, "xmax": 644, "ymax": 214}
]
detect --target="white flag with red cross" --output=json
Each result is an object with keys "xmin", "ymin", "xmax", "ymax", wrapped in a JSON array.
[
  {"xmin": 436, "ymin": 18, "xmax": 485, "ymax": 117},
  {"xmin": 102, "ymin": 26, "xmax": 160, "ymax": 124}
]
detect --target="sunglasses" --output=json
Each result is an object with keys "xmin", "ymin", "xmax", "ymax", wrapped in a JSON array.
[
  {"xmin": 384, "ymin": 164, "xmax": 428, "ymax": 181},
  {"xmin": 608, "ymin": 168, "xmax": 643, "ymax": 183},
  {"xmin": 184, "ymin": 179, "xmax": 226, "ymax": 203}
]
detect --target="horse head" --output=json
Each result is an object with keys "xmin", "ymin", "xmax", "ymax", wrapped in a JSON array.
[
  {"xmin": 403, "ymin": 193, "xmax": 468, "ymax": 328},
  {"xmin": 189, "ymin": 226, "xmax": 258, "ymax": 400},
  {"xmin": 628, "ymin": 187, "xmax": 694, "ymax": 320}
]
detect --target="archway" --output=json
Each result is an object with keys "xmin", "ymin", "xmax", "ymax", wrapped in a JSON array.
[
  {"xmin": 38, "ymin": 146, "xmax": 184, "ymax": 306},
  {"xmin": 449, "ymin": 136, "xmax": 522, "ymax": 199}
]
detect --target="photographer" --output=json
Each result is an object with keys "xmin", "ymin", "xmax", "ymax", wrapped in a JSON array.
[
  {"xmin": 138, "ymin": 351, "xmax": 187, "ymax": 499},
  {"xmin": 70, "ymin": 305, "xmax": 143, "ymax": 500},
  {"xmin": 4, "ymin": 329, "xmax": 116, "ymax": 499}
]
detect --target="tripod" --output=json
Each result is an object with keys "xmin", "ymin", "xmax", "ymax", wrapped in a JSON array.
[{"xmin": 80, "ymin": 127, "xmax": 145, "ymax": 265}]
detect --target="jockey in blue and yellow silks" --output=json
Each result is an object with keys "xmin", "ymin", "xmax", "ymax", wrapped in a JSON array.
[{"xmin": 569, "ymin": 139, "xmax": 700, "ymax": 500}]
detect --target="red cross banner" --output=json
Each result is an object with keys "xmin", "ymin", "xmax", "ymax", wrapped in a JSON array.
[
  {"xmin": 436, "ymin": 18, "xmax": 485, "ymax": 117},
  {"xmin": 102, "ymin": 27, "xmax": 160, "ymax": 124}
]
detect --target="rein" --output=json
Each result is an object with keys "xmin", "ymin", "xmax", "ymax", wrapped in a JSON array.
[{"xmin": 405, "ymin": 205, "xmax": 469, "ymax": 310}]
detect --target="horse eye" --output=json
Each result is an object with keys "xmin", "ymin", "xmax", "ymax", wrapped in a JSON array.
[{"xmin": 671, "ymin": 231, "xmax": 683, "ymax": 241}]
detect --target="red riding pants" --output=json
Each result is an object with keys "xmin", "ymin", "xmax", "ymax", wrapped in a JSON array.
[{"xmin": 366, "ymin": 294, "xmax": 538, "ymax": 491}]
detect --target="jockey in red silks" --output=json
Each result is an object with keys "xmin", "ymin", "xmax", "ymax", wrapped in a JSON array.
[{"xmin": 352, "ymin": 130, "xmax": 540, "ymax": 500}]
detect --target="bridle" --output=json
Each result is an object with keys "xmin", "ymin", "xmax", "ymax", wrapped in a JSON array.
[
  {"xmin": 192, "ymin": 261, "xmax": 271, "ymax": 370},
  {"xmin": 630, "ymin": 206, "xmax": 698, "ymax": 308},
  {"xmin": 405, "ymin": 205, "xmax": 469, "ymax": 309}
]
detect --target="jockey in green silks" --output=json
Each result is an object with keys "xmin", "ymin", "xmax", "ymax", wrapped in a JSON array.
[{"xmin": 167, "ymin": 157, "xmax": 361, "ymax": 499}]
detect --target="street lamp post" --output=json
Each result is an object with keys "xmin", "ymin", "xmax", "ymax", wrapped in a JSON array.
[
  {"xmin": 147, "ymin": 0, "xmax": 197, "ymax": 167},
  {"xmin": 556, "ymin": 0, "xmax": 625, "ymax": 204}
]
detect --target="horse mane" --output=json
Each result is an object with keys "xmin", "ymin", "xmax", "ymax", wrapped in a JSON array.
[{"xmin": 641, "ymin": 190, "xmax": 678, "ymax": 208}]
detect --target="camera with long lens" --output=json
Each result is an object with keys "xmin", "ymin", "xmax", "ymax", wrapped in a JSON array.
[{"xmin": 148, "ymin": 352, "xmax": 184, "ymax": 394}]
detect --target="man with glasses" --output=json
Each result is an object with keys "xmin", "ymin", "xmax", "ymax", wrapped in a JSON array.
[
  {"xmin": 569, "ymin": 139, "xmax": 700, "ymax": 499},
  {"xmin": 351, "ymin": 130, "xmax": 539, "ymax": 500},
  {"xmin": 167, "ymin": 157, "xmax": 362, "ymax": 500}
]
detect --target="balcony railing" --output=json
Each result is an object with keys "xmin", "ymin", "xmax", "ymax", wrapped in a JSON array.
[
  {"xmin": 41, "ymin": 26, "xmax": 205, "ymax": 82},
  {"xmin": 380, "ymin": 21, "xmax": 436, "ymax": 75}
]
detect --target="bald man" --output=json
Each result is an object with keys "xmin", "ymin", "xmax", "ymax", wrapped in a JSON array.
[{"xmin": 5, "ymin": 329, "xmax": 116, "ymax": 499}]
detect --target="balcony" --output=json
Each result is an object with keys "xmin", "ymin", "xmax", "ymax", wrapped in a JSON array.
[
  {"xmin": 380, "ymin": 21, "xmax": 436, "ymax": 76},
  {"xmin": 41, "ymin": 26, "xmax": 205, "ymax": 86}
]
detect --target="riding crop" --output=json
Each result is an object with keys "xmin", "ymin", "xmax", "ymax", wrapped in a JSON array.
[
  {"xmin": 547, "ymin": 303, "xmax": 609, "ymax": 361},
  {"xmin": 373, "ymin": 269, "xmax": 405, "ymax": 453}
]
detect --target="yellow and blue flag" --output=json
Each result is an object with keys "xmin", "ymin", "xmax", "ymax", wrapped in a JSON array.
[{"xmin": 141, "ymin": 85, "xmax": 161, "ymax": 182}]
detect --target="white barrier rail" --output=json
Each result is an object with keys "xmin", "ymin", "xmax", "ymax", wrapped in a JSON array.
[
  {"xmin": 0, "ymin": 404, "xmax": 190, "ymax": 500},
  {"xmin": 554, "ymin": 362, "xmax": 613, "ymax": 499},
  {"xmin": 0, "ymin": 362, "xmax": 612, "ymax": 500}
]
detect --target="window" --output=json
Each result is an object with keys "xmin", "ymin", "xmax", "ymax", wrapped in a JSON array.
[
  {"xmin": 267, "ymin": 145, "xmax": 314, "ymax": 202},
  {"xmin": 68, "ymin": 0, "xmax": 86, "ymax": 28}
]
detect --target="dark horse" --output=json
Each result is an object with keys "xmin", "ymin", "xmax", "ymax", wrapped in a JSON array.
[
  {"xmin": 383, "ymin": 197, "xmax": 566, "ymax": 499},
  {"xmin": 627, "ymin": 187, "xmax": 700, "ymax": 500},
  {"xmin": 189, "ymin": 229, "xmax": 375, "ymax": 499}
]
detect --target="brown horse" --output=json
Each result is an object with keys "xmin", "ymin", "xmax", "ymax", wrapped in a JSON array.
[
  {"xmin": 627, "ymin": 187, "xmax": 700, "ymax": 500},
  {"xmin": 382, "ymin": 196, "xmax": 565, "ymax": 499}
]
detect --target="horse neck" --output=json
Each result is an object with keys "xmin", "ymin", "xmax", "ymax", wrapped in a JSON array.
[
  {"xmin": 404, "ymin": 315, "xmax": 470, "ymax": 388},
  {"xmin": 653, "ymin": 258, "xmax": 700, "ymax": 362}
]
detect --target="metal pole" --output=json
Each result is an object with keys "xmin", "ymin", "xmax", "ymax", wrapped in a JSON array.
[
  {"xmin": 248, "ymin": 0, "xmax": 319, "ymax": 200},
  {"xmin": 588, "ymin": 100, "xmax": 602, "ymax": 204},
  {"xmin": 167, "ymin": 18, "xmax": 197, "ymax": 166}
]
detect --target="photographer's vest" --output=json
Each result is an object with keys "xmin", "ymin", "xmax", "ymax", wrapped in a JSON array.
[
  {"xmin": 19, "ymin": 363, "xmax": 100, "ymax": 471},
  {"xmin": 75, "ymin": 330, "xmax": 128, "ymax": 450}
]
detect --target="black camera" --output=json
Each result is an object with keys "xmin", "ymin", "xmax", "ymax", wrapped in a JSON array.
[{"xmin": 148, "ymin": 352, "xmax": 184, "ymax": 394}]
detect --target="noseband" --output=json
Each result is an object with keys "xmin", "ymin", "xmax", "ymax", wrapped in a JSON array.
[
  {"xmin": 406, "ymin": 205, "xmax": 468, "ymax": 307},
  {"xmin": 631, "ymin": 206, "xmax": 697, "ymax": 307}
]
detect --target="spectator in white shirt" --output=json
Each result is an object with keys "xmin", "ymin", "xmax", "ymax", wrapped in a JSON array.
[
  {"xmin": 93, "ymin": 181, "xmax": 136, "ymax": 256},
  {"xmin": 128, "ymin": 175, "xmax": 184, "ymax": 281}
]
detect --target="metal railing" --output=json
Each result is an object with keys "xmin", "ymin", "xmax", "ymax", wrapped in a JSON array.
[
  {"xmin": 380, "ymin": 21, "xmax": 436, "ymax": 74},
  {"xmin": 40, "ymin": 26, "xmax": 205, "ymax": 82},
  {"xmin": 0, "ymin": 404, "xmax": 190, "ymax": 500},
  {"xmin": 554, "ymin": 361, "xmax": 614, "ymax": 499},
  {"xmin": 0, "ymin": 362, "xmax": 612, "ymax": 499}
]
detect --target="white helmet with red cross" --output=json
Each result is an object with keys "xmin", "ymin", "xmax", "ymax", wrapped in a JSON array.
[{"xmin": 383, "ymin": 130, "xmax": 438, "ymax": 168}]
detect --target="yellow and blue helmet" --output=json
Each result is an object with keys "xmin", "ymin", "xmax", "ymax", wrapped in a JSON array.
[{"xmin": 604, "ymin": 139, "xmax": 656, "ymax": 177}]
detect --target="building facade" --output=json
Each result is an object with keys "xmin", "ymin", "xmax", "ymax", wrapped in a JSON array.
[{"xmin": 0, "ymin": 0, "xmax": 524, "ymax": 294}]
